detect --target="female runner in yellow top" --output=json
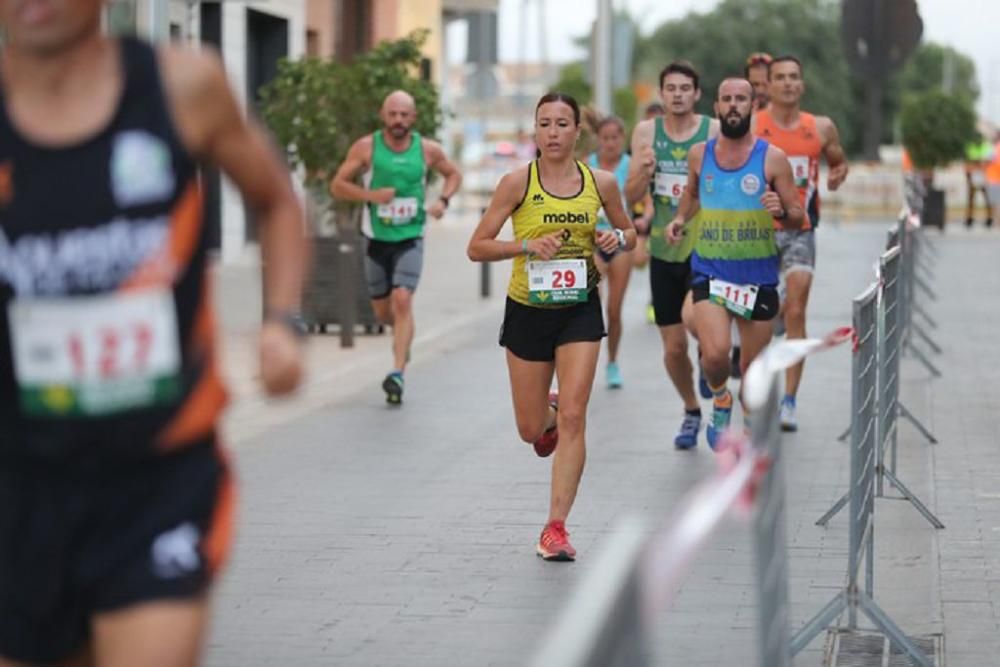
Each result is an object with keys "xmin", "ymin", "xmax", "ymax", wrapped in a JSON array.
[{"xmin": 467, "ymin": 93, "xmax": 636, "ymax": 561}]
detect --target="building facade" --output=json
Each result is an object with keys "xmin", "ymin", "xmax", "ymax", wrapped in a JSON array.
[{"xmin": 105, "ymin": 0, "xmax": 494, "ymax": 261}]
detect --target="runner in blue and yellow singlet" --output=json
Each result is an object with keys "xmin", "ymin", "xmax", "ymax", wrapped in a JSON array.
[
  {"xmin": 468, "ymin": 93, "xmax": 636, "ymax": 562},
  {"xmin": 666, "ymin": 77, "xmax": 804, "ymax": 449}
]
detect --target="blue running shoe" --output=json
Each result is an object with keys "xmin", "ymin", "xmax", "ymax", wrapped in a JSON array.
[
  {"xmin": 706, "ymin": 397, "xmax": 733, "ymax": 450},
  {"xmin": 780, "ymin": 396, "xmax": 798, "ymax": 432},
  {"xmin": 383, "ymin": 371, "xmax": 404, "ymax": 405},
  {"xmin": 607, "ymin": 362, "xmax": 623, "ymax": 389},
  {"xmin": 698, "ymin": 370, "xmax": 712, "ymax": 400},
  {"xmin": 674, "ymin": 412, "xmax": 701, "ymax": 449}
]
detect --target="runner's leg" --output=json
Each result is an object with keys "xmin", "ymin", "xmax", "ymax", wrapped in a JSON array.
[
  {"xmin": 371, "ymin": 298, "xmax": 392, "ymax": 326},
  {"xmin": 389, "ymin": 287, "xmax": 414, "ymax": 372},
  {"xmin": 693, "ymin": 301, "xmax": 732, "ymax": 388},
  {"xmin": 92, "ymin": 601, "xmax": 209, "ymax": 667},
  {"xmin": 604, "ymin": 252, "xmax": 631, "ymax": 364},
  {"xmin": 783, "ymin": 269, "xmax": 813, "ymax": 397},
  {"xmin": 661, "ymin": 324, "xmax": 698, "ymax": 410},
  {"xmin": 506, "ymin": 351, "xmax": 557, "ymax": 444},
  {"xmin": 549, "ymin": 340, "xmax": 600, "ymax": 522}
]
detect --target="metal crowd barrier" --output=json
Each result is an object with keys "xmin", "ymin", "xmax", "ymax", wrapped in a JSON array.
[
  {"xmin": 817, "ymin": 243, "xmax": 944, "ymax": 528},
  {"xmin": 898, "ymin": 213, "xmax": 943, "ymax": 379},
  {"xmin": 835, "ymin": 213, "xmax": 939, "ymax": 444},
  {"xmin": 793, "ymin": 284, "xmax": 934, "ymax": 666},
  {"xmin": 530, "ymin": 333, "xmax": 850, "ymax": 667}
]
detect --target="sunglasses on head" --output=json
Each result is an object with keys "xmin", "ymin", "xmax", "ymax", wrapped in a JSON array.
[{"xmin": 746, "ymin": 53, "xmax": 773, "ymax": 66}]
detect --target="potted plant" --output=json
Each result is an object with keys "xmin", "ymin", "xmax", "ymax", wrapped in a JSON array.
[
  {"xmin": 258, "ymin": 30, "xmax": 443, "ymax": 339},
  {"xmin": 899, "ymin": 89, "xmax": 977, "ymax": 229}
]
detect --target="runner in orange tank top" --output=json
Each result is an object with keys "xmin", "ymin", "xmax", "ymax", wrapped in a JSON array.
[{"xmin": 753, "ymin": 55, "xmax": 848, "ymax": 432}]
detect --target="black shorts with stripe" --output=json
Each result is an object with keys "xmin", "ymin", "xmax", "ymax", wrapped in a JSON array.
[{"xmin": 0, "ymin": 439, "xmax": 233, "ymax": 664}]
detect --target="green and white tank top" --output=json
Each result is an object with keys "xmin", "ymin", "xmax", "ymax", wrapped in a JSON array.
[
  {"xmin": 649, "ymin": 115, "xmax": 711, "ymax": 262},
  {"xmin": 363, "ymin": 130, "xmax": 427, "ymax": 242}
]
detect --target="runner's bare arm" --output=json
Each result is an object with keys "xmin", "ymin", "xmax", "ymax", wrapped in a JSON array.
[
  {"xmin": 162, "ymin": 46, "xmax": 306, "ymax": 394},
  {"xmin": 818, "ymin": 116, "xmax": 849, "ymax": 191},
  {"xmin": 423, "ymin": 139, "xmax": 463, "ymax": 220},
  {"xmin": 593, "ymin": 170, "xmax": 637, "ymax": 252},
  {"xmin": 665, "ymin": 143, "xmax": 703, "ymax": 244},
  {"xmin": 330, "ymin": 136, "xmax": 395, "ymax": 204},
  {"xmin": 764, "ymin": 146, "xmax": 805, "ymax": 228},
  {"xmin": 467, "ymin": 168, "xmax": 561, "ymax": 262},
  {"xmin": 625, "ymin": 119, "xmax": 655, "ymax": 206}
]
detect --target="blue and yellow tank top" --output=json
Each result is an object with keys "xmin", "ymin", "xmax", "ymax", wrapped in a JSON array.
[
  {"xmin": 508, "ymin": 160, "xmax": 603, "ymax": 307},
  {"xmin": 586, "ymin": 152, "xmax": 629, "ymax": 230},
  {"xmin": 691, "ymin": 138, "xmax": 779, "ymax": 286}
]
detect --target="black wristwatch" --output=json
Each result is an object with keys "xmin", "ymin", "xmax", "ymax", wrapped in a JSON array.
[
  {"xmin": 439, "ymin": 195, "xmax": 450, "ymax": 209},
  {"xmin": 774, "ymin": 209, "xmax": 787, "ymax": 221},
  {"xmin": 264, "ymin": 309, "xmax": 307, "ymax": 339}
]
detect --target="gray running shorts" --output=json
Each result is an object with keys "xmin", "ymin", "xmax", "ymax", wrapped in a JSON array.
[
  {"xmin": 365, "ymin": 237, "xmax": 424, "ymax": 299},
  {"xmin": 775, "ymin": 229, "xmax": 816, "ymax": 275}
]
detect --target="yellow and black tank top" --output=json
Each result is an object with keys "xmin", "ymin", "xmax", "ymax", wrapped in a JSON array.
[{"xmin": 507, "ymin": 160, "xmax": 603, "ymax": 307}]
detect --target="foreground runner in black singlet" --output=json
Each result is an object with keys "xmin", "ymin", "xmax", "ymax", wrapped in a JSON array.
[{"xmin": 0, "ymin": 2, "xmax": 308, "ymax": 664}]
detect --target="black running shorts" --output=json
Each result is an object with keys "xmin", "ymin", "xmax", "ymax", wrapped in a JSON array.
[
  {"xmin": 691, "ymin": 276, "xmax": 780, "ymax": 322},
  {"xmin": 499, "ymin": 292, "xmax": 606, "ymax": 362},
  {"xmin": 649, "ymin": 257, "xmax": 692, "ymax": 326},
  {"xmin": 0, "ymin": 440, "xmax": 234, "ymax": 664}
]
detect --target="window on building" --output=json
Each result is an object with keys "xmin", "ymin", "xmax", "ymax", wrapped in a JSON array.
[
  {"xmin": 336, "ymin": 0, "xmax": 372, "ymax": 62},
  {"xmin": 307, "ymin": 29, "xmax": 320, "ymax": 58}
]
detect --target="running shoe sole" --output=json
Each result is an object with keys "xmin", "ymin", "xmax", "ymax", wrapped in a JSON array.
[
  {"xmin": 383, "ymin": 376, "xmax": 403, "ymax": 405},
  {"xmin": 674, "ymin": 437, "xmax": 697, "ymax": 450},
  {"xmin": 536, "ymin": 544, "xmax": 575, "ymax": 562}
]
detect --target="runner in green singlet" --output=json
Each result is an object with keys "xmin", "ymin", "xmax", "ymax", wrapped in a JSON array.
[
  {"xmin": 331, "ymin": 91, "xmax": 462, "ymax": 405},
  {"xmin": 625, "ymin": 61, "xmax": 719, "ymax": 449}
]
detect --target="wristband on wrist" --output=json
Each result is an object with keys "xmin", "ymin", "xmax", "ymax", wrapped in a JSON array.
[
  {"xmin": 613, "ymin": 228, "xmax": 626, "ymax": 249},
  {"xmin": 264, "ymin": 309, "xmax": 307, "ymax": 339},
  {"xmin": 439, "ymin": 195, "xmax": 450, "ymax": 208},
  {"xmin": 521, "ymin": 239, "xmax": 529, "ymax": 255}
]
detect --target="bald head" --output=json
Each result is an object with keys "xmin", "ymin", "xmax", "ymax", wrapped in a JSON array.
[
  {"xmin": 381, "ymin": 90, "xmax": 417, "ymax": 140},
  {"xmin": 382, "ymin": 90, "xmax": 416, "ymax": 112},
  {"xmin": 717, "ymin": 77, "xmax": 754, "ymax": 101}
]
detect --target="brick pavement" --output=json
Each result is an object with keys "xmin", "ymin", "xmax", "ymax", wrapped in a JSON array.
[{"xmin": 203, "ymin": 219, "xmax": 999, "ymax": 666}]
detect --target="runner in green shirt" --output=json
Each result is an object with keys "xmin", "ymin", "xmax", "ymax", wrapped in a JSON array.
[
  {"xmin": 332, "ymin": 91, "xmax": 462, "ymax": 405},
  {"xmin": 625, "ymin": 61, "xmax": 718, "ymax": 449}
]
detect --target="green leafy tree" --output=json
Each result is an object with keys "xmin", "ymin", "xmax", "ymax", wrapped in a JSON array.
[
  {"xmin": 259, "ymin": 30, "xmax": 442, "ymax": 189},
  {"xmin": 552, "ymin": 62, "xmax": 592, "ymax": 106},
  {"xmin": 899, "ymin": 90, "xmax": 977, "ymax": 169},
  {"xmin": 626, "ymin": 0, "xmax": 980, "ymax": 157},
  {"xmin": 894, "ymin": 42, "xmax": 979, "ymax": 106},
  {"xmin": 635, "ymin": 0, "xmax": 856, "ymax": 146}
]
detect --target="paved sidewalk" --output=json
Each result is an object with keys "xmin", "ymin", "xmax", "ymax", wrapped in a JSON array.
[{"xmin": 204, "ymin": 219, "xmax": 999, "ymax": 666}]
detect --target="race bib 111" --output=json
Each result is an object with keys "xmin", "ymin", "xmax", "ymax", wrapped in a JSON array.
[{"xmin": 709, "ymin": 278, "xmax": 758, "ymax": 320}]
